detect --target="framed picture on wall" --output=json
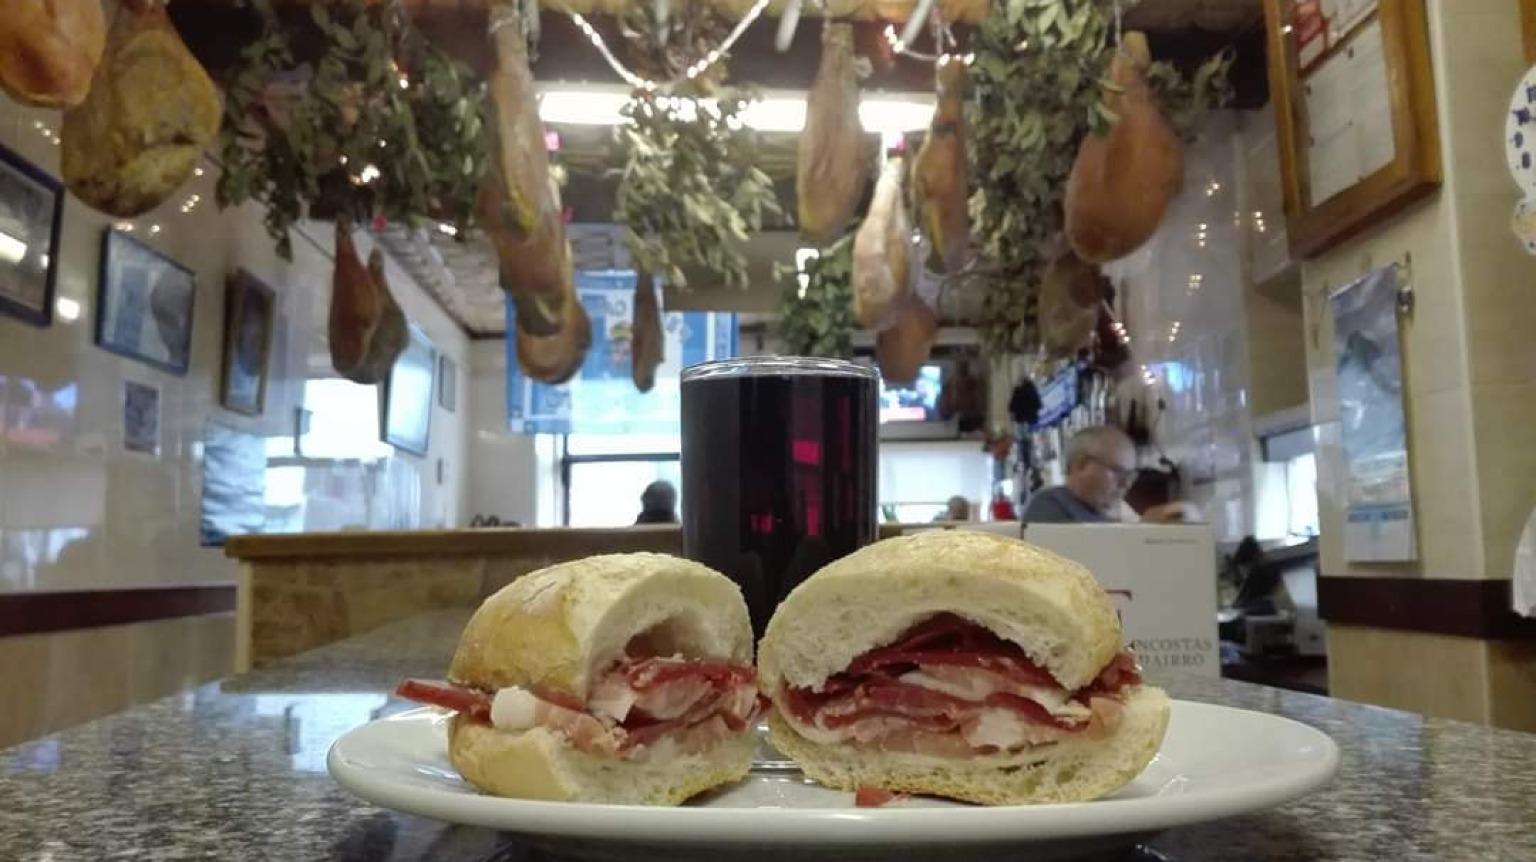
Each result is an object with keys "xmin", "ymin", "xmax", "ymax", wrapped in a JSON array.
[
  {"xmin": 96, "ymin": 229, "xmax": 196, "ymax": 374},
  {"xmin": 0, "ymin": 142, "xmax": 64, "ymax": 327},
  {"xmin": 381, "ymin": 327, "xmax": 435, "ymax": 456},
  {"xmin": 122, "ymin": 380, "xmax": 160, "ymax": 457},
  {"xmin": 438, "ymin": 355, "xmax": 457, "ymax": 413},
  {"xmin": 220, "ymin": 270, "xmax": 276, "ymax": 416}
]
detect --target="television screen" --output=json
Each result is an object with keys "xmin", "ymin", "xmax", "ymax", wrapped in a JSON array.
[{"xmin": 879, "ymin": 364, "xmax": 944, "ymax": 424}]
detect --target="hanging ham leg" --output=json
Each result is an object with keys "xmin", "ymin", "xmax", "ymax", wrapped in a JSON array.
[
  {"xmin": 0, "ymin": 0, "xmax": 106, "ymax": 108},
  {"xmin": 852, "ymin": 157, "xmax": 912, "ymax": 331},
  {"xmin": 479, "ymin": 2, "xmax": 569, "ymax": 337},
  {"xmin": 797, "ymin": 21, "xmax": 871, "ymax": 243},
  {"xmin": 876, "ymin": 296, "xmax": 937, "ymax": 386},
  {"xmin": 1065, "ymin": 32, "xmax": 1183, "ymax": 264},
  {"xmin": 517, "ymin": 256, "xmax": 591, "ymax": 385},
  {"xmin": 329, "ymin": 217, "xmax": 381, "ymax": 380},
  {"xmin": 350, "ymin": 248, "xmax": 409, "ymax": 384},
  {"xmin": 61, "ymin": 0, "xmax": 220, "ymax": 217},
  {"xmin": 913, "ymin": 55, "xmax": 970, "ymax": 274},
  {"xmin": 631, "ymin": 270, "xmax": 663, "ymax": 394}
]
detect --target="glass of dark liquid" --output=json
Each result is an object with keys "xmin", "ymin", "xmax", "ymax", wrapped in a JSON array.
[{"xmin": 681, "ymin": 357, "xmax": 878, "ymax": 638}]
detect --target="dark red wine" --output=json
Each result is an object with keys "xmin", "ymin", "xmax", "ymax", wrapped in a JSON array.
[{"xmin": 682, "ymin": 358, "xmax": 878, "ymax": 638}]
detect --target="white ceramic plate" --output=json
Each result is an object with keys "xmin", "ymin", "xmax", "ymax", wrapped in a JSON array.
[{"xmin": 329, "ymin": 700, "xmax": 1338, "ymax": 861}]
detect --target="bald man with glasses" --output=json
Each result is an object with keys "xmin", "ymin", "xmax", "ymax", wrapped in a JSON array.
[{"xmin": 1022, "ymin": 426, "xmax": 1146, "ymax": 524}]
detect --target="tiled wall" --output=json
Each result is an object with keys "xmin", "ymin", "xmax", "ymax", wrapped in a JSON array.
[
  {"xmin": 1300, "ymin": 0, "xmax": 1536, "ymax": 585},
  {"xmin": 1297, "ymin": 0, "xmax": 1536, "ymax": 725},
  {"xmin": 0, "ymin": 70, "xmax": 472, "ymax": 742},
  {"xmin": 0, "ymin": 99, "xmax": 471, "ymax": 596},
  {"xmin": 1106, "ymin": 112, "xmax": 1272, "ymax": 544}
]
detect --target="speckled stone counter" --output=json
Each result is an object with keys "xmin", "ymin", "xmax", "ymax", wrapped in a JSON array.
[{"xmin": 2, "ymin": 609, "xmax": 1535, "ymax": 862}]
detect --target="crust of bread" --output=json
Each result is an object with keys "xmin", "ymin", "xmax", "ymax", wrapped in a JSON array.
[
  {"xmin": 448, "ymin": 552, "xmax": 752, "ymax": 700},
  {"xmin": 766, "ymin": 685, "xmax": 1170, "ymax": 805},
  {"xmin": 448, "ymin": 715, "xmax": 756, "ymax": 804},
  {"xmin": 759, "ymin": 532, "xmax": 1122, "ymax": 692}
]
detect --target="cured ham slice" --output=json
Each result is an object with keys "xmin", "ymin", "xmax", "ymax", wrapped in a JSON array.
[
  {"xmin": 396, "ymin": 655, "xmax": 763, "ymax": 761},
  {"xmin": 797, "ymin": 21, "xmax": 871, "ymax": 243},
  {"xmin": 779, "ymin": 614, "xmax": 1141, "ymax": 757},
  {"xmin": 913, "ymin": 55, "xmax": 970, "ymax": 274},
  {"xmin": 852, "ymin": 157, "xmax": 912, "ymax": 330},
  {"xmin": 61, "ymin": 0, "xmax": 220, "ymax": 217},
  {"xmin": 1065, "ymin": 32, "xmax": 1183, "ymax": 264},
  {"xmin": 0, "ymin": 0, "xmax": 106, "ymax": 108}
]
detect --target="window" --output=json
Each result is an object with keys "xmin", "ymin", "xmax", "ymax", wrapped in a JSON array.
[{"xmin": 560, "ymin": 433, "xmax": 681, "ymax": 527}]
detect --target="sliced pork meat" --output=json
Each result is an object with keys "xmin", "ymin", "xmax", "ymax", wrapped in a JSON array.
[
  {"xmin": 779, "ymin": 613, "xmax": 1142, "ymax": 757},
  {"xmin": 397, "ymin": 655, "xmax": 763, "ymax": 761}
]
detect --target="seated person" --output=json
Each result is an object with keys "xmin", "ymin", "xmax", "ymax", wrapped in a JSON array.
[{"xmin": 1021, "ymin": 426, "xmax": 1137, "ymax": 524}]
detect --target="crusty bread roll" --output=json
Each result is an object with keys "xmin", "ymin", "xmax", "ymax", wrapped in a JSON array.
[
  {"xmin": 450, "ymin": 552, "xmax": 752, "ymax": 698},
  {"xmin": 760, "ymin": 531, "xmax": 1121, "ymax": 692},
  {"xmin": 758, "ymin": 531, "xmax": 1169, "ymax": 806},
  {"xmin": 442, "ymin": 553, "xmax": 757, "ymax": 804},
  {"xmin": 449, "ymin": 716, "xmax": 757, "ymax": 805}
]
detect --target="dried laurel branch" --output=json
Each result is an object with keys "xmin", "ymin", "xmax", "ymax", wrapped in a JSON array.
[
  {"xmin": 217, "ymin": 0, "xmax": 485, "ymax": 259},
  {"xmin": 613, "ymin": 89, "xmax": 781, "ymax": 292}
]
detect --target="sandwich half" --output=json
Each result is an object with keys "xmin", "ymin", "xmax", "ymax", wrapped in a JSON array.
[
  {"xmin": 758, "ymin": 530, "xmax": 1170, "ymax": 805},
  {"xmin": 396, "ymin": 552, "xmax": 764, "ymax": 805}
]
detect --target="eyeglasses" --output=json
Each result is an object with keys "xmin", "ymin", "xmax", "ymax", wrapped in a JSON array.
[{"xmin": 1086, "ymin": 455, "xmax": 1137, "ymax": 486}]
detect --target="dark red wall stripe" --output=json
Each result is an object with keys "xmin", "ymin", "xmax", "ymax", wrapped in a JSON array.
[
  {"xmin": 1319, "ymin": 576, "xmax": 1536, "ymax": 640},
  {"xmin": 0, "ymin": 586, "xmax": 236, "ymax": 638}
]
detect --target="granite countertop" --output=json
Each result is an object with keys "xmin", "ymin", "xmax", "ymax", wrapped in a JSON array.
[{"xmin": 2, "ymin": 610, "xmax": 1534, "ymax": 862}]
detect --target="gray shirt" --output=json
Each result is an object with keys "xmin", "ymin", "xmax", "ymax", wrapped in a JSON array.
[{"xmin": 1020, "ymin": 485, "xmax": 1111, "ymax": 524}]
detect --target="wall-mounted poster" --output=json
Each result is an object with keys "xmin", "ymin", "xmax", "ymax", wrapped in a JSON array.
[
  {"xmin": 220, "ymin": 270, "xmax": 275, "ymax": 416},
  {"xmin": 0, "ymin": 142, "xmax": 63, "ymax": 327},
  {"xmin": 1330, "ymin": 265, "xmax": 1416, "ymax": 562},
  {"xmin": 122, "ymin": 380, "xmax": 160, "ymax": 456},
  {"xmin": 96, "ymin": 229, "xmax": 196, "ymax": 374},
  {"xmin": 382, "ymin": 327, "xmax": 435, "ymax": 456},
  {"xmin": 505, "ymin": 270, "xmax": 738, "ymax": 434}
]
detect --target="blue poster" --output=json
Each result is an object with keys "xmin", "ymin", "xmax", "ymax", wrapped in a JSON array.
[{"xmin": 506, "ymin": 271, "xmax": 737, "ymax": 434}]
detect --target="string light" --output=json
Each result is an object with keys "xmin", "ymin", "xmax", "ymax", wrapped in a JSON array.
[
  {"xmin": 568, "ymin": 0, "xmax": 770, "ymax": 94},
  {"xmin": 883, "ymin": 24, "xmax": 972, "ymax": 67}
]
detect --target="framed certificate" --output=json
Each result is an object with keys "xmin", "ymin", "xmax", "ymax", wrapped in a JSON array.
[{"xmin": 1263, "ymin": 0, "xmax": 1440, "ymax": 258}]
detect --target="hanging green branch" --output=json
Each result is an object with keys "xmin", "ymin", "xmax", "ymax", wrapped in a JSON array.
[
  {"xmin": 967, "ymin": 0, "xmax": 1113, "ymax": 355},
  {"xmin": 613, "ymin": 90, "xmax": 781, "ymax": 291},
  {"xmin": 775, "ymin": 233, "xmax": 856, "ymax": 359},
  {"xmin": 967, "ymin": 1, "xmax": 1231, "ymax": 356},
  {"xmin": 216, "ymin": 0, "xmax": 486, "ymax": 259}
]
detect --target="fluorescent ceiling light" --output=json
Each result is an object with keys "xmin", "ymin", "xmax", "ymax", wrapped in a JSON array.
[
  {"xmin": 0, "ymin": 231, "xmax": 26, "ymax": 266},
  {"xmin": 536, "ymin": 86, "xmax": 934, "ymax": 134},
  {"xmin": 55, "ymin": 297, "xmax": 81, "ymax": 322}
]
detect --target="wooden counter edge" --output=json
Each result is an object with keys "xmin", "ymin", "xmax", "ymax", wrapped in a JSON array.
[{"xmin": 224, "ymin": 525, "xmax": 685, "ymax": 561}]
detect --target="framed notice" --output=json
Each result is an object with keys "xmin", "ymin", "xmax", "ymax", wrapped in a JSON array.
[
  {"xmin": 1523, "ymin": 0, "xmax": 1536, "ymax": 64},
  {"xmin": 1263, "ymin": 0, "xmax": 1440, "ymax": 258}
]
